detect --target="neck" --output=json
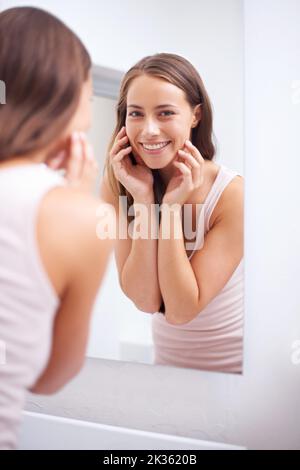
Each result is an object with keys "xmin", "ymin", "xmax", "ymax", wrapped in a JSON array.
[{"xmin": 157, "ymin": 160, "xmax": 177, "ymax": 186}]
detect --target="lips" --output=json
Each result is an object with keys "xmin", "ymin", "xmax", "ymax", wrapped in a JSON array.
[{"xmin": 140, "ymin": 141, "xmax": 171, "ymax": 154}]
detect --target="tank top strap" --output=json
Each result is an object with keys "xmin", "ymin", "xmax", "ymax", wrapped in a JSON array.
[
  {"xmin": 204, "ymin": 164, "xmax": 241, "ymax": 233},
  {"xmin": 187, "ymin": 164, "xmax": 242, "ymax": 259}
]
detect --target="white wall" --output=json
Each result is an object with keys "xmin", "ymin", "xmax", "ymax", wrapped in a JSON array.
[{"xmin": 0, "ymin": 0, "xmax": 244, "ymax": 174}]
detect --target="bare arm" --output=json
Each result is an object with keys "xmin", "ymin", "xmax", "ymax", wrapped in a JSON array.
[
  {"xmin": 100, "ymin": 175, "xmax": 162, "ymax": 313},
  {"xmin": 120, "ymin": 196, "xmax": 162, "ymax": 313},
  {"xmin": 158, "ymin": 178, "xmax": 244, "ymax": 325}
]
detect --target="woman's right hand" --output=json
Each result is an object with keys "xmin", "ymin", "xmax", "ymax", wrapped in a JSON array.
[
  {"xmin": 47, "ymin": 132, "xmax": 99, "ymax": 194},
  {"xmin": 110, "ymin": 127, "xmax": 154, "ymax": 202}
]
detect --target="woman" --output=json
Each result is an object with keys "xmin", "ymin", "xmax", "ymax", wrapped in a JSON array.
[
  {"xmin": 101, "ymin": 53, "xmax": 244, "ymax": 374},
  {"xmin": 0, "ymin": 7, "xmax": 113, "ymax": 449}
]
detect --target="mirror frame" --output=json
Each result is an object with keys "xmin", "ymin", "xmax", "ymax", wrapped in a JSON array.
[{"xmin": 92, "ymin": 64, "xmax": 124, "ymax": 100}]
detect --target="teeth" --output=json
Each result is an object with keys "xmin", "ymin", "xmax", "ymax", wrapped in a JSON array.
[{"xmin": 142, "ymin": 141, "xmax": 170, "ymax": 150}]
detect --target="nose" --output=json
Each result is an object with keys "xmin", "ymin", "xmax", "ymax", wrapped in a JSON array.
[{"xmin": 141, "ymin": 117, "xmax": 160, "ymax": 138}]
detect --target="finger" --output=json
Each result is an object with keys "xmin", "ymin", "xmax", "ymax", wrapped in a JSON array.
[
  {"xmin": 47, "ymin": 150, "xmax": 67, "ymax": 170},
  {"xmin": 111, "ymin": 145, "xmax": 132, "ymax": 164},
  {"xmin": 178, "ymin": 150, "xmax": 202, "ymax": 185},
  {"xmin": 112, "ymin": 127, "xmax": 127, "ymax": 147},
  {"xmin": 80, "ymin": 132, "xmax": 95, "ymax": 162},
  {"xmin": 173, "ymin": 161, "xmax": 192, "ymax": 178},
  {"xmin": 178, "ymin": 150, "xmax": 199, "ymax": 168},
  {"xmin": 80, "ymin": 133, "xmax": 99, "ymax": 173},
  {"xmin": 74, "ymin": 140, "xmax": 98, "ymax": 193},
  {"xmin": 111, "ymin": 135, "xmax": 129, "ymax": 156},
  {"xmin": 67, "ymin": 132, "xmax": 84, "ymax": 182},
  {"xmin": 184, "ymin": 140, "xmax": 204, "ymax": 164},
  {"xmin": 117, "ymin": 126, "xmax": 126, "ymax": 138}
]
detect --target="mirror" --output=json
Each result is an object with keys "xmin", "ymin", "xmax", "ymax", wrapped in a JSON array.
[{"xmin": 87, "ymin": 51, "xmax": 244, "ymax": 373}]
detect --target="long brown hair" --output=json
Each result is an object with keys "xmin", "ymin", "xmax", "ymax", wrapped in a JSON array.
[
  {"xmin": 105, "ymin": 52, "xmax": 216, "ymax": 211},
  {"xmin": 0, "ymin": 7, "xmax": 91, "ymax": 161}
]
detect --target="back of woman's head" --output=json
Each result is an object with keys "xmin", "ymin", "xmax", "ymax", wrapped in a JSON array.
[{"xmin": 0, "ymin": 7, "xmax": 91, "ymax": 161}]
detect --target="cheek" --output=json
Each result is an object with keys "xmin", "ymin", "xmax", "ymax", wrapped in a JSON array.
[
  {"xmin": 74, "ymin": 116, "xmax": 90, "ymax": 132},
  {"xmin": 166, "ymin": 122, "xmax": 187, "ymax": 148},
  {"xmin": 176, "ymin": 117, "xmax": 193, "ymax": 140},
  {"xmin": 81, "ymin": 108, "xmax": 92, "ymax": 130},
  {"xmin": 125, "ymin": 120, "xmax": 137, "ymax": 141},
  {"xmin": 69, "ymin": 103, "xmax": 92, "ymax": 132},
  {"xmin": 87, "ymin": 106, "xmax": 92, "ymax": 128},
  {"xmin": 165, "ymin": 118, "xmax": 186, "ymax": 135},
  {"xmin": 83, "ymin": 102, "xmax": 92, "ymax": 129}
]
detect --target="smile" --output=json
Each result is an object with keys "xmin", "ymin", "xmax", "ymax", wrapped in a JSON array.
[{"xmin": 140, "ymin": 141, "xmax": 171, "ymax": 153}]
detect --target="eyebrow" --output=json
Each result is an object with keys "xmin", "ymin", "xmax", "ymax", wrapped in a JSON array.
[{"xmin": 127, "ymin": 104, "xmax": 178, "ymax": 110}]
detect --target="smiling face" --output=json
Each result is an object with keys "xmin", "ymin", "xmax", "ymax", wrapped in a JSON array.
[{"xmin": 125, "ymin": 74, "xmax": 201, "ymax": 169}]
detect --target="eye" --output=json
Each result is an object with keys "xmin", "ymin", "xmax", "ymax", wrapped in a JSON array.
[
  {"xmin": 128, "ymin": 111, "xmax": 142, "ymax": 118},
  {"xmin": 160, "ymin": 110, "xmax": 175, "ymax": 117}
]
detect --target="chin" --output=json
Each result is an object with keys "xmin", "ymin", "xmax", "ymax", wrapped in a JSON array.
[
  {"xmin": 144, "ymin": 161, "xmax": 164, "ymax": 170},
  {"xmin": 139, "ymin": 149, "xmax": 176, "ymax": 168}
]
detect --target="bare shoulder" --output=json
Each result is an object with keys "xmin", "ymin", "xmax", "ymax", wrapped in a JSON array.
[
  {"xmin": 209, "ymin": 174, "xmax": 244, "ymax": 229},
  {"xmin": 37, "ymin": 185, "xmax": 115, "ymax": 297},
  {"xmin": 40, "ymin": 185, "xmax": 115, "ymax": 240}
]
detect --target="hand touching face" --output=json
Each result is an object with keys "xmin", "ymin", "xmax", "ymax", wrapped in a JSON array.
[{"xmin": 162, "ymin": 139, "xmax": 204, "ymax": 206}]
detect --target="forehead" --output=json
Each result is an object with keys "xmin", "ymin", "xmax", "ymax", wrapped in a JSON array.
[{"xmin": 127, "ymin": 74, "xmax": 187, "ymax": 107}]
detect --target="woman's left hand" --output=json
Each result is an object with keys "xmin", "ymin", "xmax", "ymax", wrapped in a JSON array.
[{"xmin": 162, "ymin": 140, "xmax": 205, "ymax": 206}]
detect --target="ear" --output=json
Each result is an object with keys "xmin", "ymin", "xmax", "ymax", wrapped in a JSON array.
[{"xmin": 191, "ymin": 104, "xmax": 202, "ymax": 128}]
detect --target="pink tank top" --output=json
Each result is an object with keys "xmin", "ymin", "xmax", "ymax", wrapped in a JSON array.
[
  {"xmin": 152, "ymin": 163, "xmax": 244, "ymax": 374},
  {"xmin": 0, "ymin": 163, "xmax": 65, "ymax": 449}
]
